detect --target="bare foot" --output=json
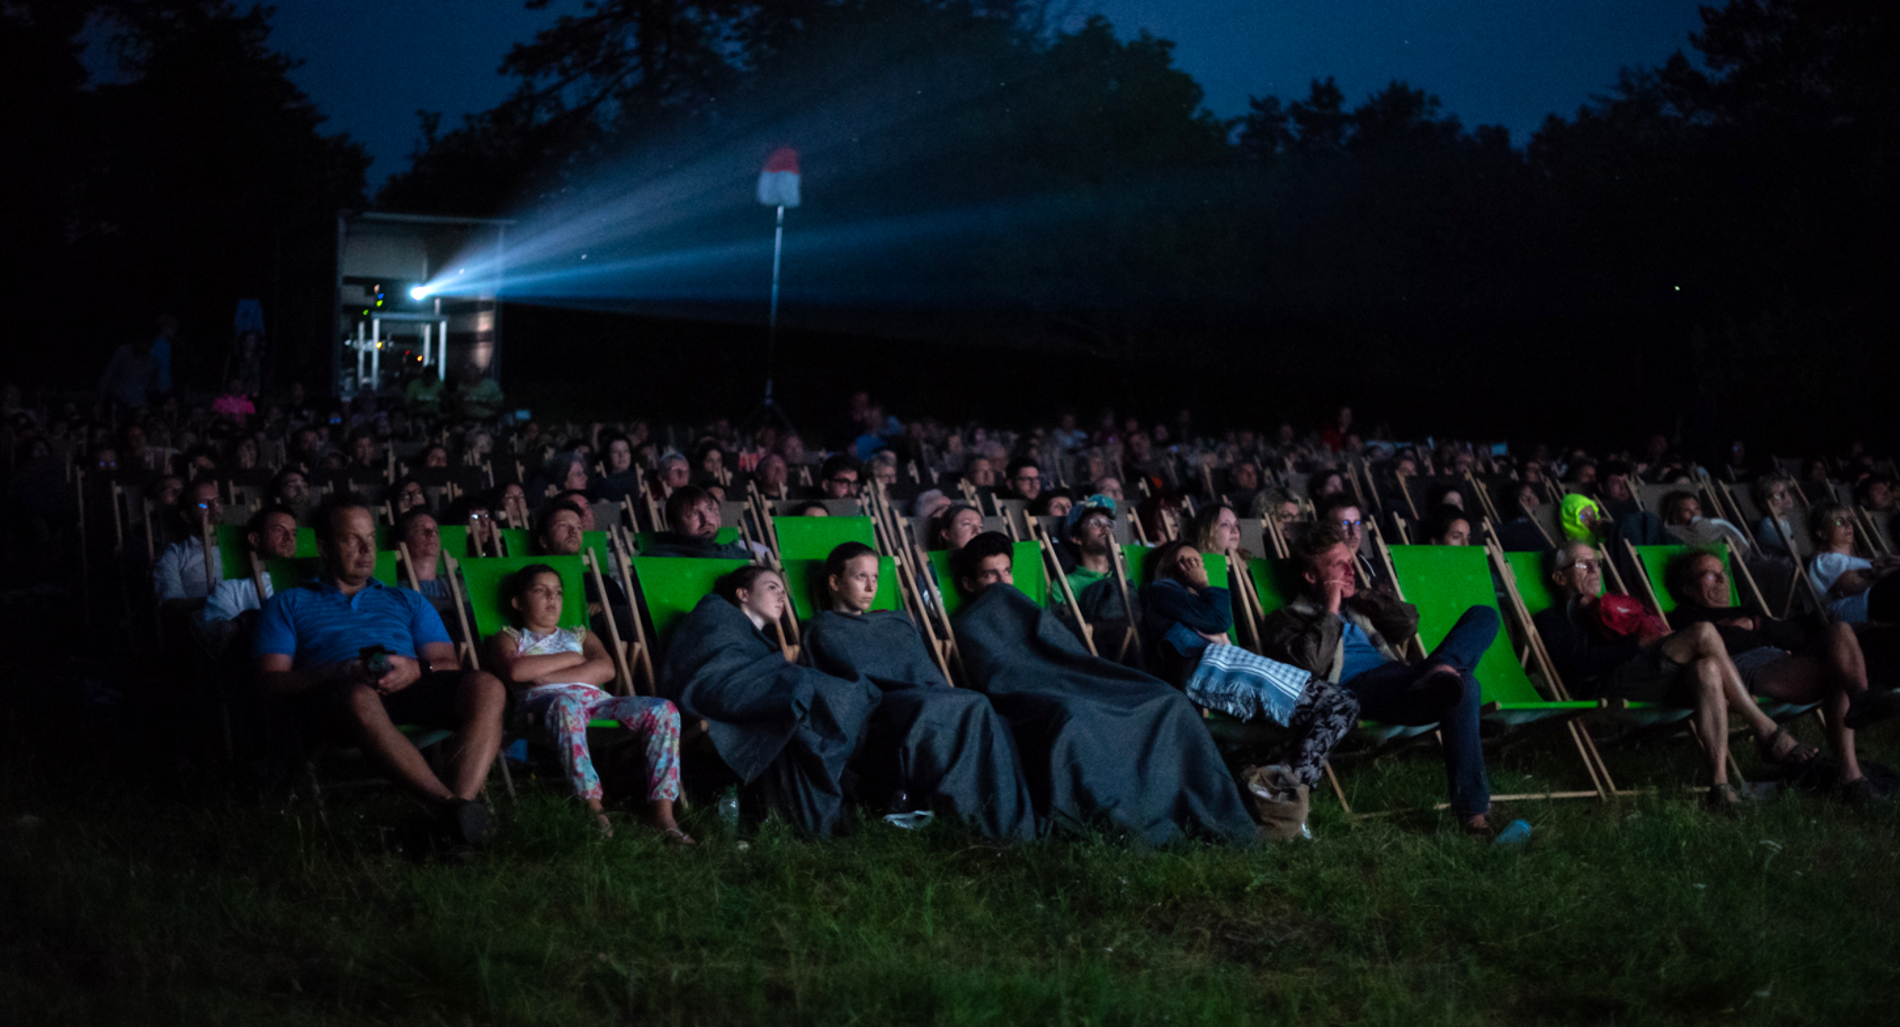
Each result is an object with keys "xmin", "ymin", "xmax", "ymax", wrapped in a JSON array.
[{"xmin": 594, "ymin": 812, "xmax": 614, "ymax": 838}]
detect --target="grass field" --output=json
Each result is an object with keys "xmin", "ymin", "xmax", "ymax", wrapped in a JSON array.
[{"xmin": 7, "ymin": 707, "xmax": 1900, "ymax": 1027}]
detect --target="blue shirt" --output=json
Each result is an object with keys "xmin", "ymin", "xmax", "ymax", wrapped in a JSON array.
[
  {"xmin": 254, "ymin": 577, "xmax": 451, "ymax": 668},
  {"xmin": 1338, "ymin": 618, "xmax": 1389, "ymax": 683}
]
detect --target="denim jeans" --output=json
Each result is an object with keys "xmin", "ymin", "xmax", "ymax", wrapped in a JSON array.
[{"xmin": 1341, "ymin": 605, "xmax": 1497, "ymax": 816}]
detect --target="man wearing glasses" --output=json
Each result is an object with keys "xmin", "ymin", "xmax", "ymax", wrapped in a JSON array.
[
  {"xmin": 1004, "ymin": 458, "xmax": 1044, "ymax": 503},
  {"xmin": 1666, "ymin": 549, "xmax": 1899, "ymax": 802},
  {"xmin": 1260, "ymin": 522, "xmax": 1499, "ymax": 836},
  {"xmin": 1315, "ymin": 493, "xmax": 1388, "ymax": 592},
  {"xmin": 820, "ymin": 454, "xmax": 861, "ymax": 500},
  {"xmin": 154, "ymin": 480, "xmax": 225, "ymax": 606}
]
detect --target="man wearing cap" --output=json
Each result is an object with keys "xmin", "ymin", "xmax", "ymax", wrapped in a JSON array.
[{"xmin": 1062, "ymin": 497, "xmax": 1117, "ymax": 598}]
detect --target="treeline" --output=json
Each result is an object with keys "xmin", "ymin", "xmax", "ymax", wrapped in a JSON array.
[{"xmin": 10, "ymin": 1, "xmax": 1897, "ymax": 450}]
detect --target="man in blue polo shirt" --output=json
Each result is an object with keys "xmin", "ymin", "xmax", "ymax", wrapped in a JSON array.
[{"xmin": 255, "ymin": 493, "xmax": 506, "ymax": 848}]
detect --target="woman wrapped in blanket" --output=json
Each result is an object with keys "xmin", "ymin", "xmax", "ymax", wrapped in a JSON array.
[
  {"xmin": 487, "ymin": 564, "xmax": 688, "ymax": 842},
  {"xmin": 1138, "ymin": 539, "xmax": 1356, "ymax": 840},
  {"xmin": 801, "ymin": 543, "xmax": 1037, "ymax": 841},
  {"xmin": 657, "ymin": 566, "xmax": 880, "ymax": 838}
]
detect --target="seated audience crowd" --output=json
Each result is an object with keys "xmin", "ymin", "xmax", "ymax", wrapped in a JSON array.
[{"xmin": 13, "ymin": 370, "xmax": 1900, "ymax": 855}]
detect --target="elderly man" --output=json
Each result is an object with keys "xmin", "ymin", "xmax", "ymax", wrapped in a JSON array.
[
  {"xmin": 653, "ymin": 453, "xmax": 692, "ymax": 497},
  {"xmin": 754, "ymin": 452, "xmax": 791, "ymax": 498},
  {"xmin": 1667, "ymin": 550, "xmax": 1899, "ymax": 801},
  {"xmin": 1533, "ymin": 542, "xmax": 1806, "ymax": 810},
  {"xmin": 1261, "ymin": 524, "xmax": 1499, "ymax": 836},
  {"xmin": 255, "ymin": 494, "xmax": 506, "ymax": 848}
]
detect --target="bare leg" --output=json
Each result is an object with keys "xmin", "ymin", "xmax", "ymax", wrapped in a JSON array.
[
  {"xmin": 1752, "ymin": 654, "xmax": 1862, "ymax": 782},
  {"xmin": 1688, "ymin": 657, "xmax": 1732, "ymax": 787},
  {"xmin": 1827, "ymin": 621, "xmax": 1870, "ymax": 693},
  {"xmin": 340, "ymin": 684, "xmax": 456, "ymax": 806},
  {"xmin": 1663, "ymin": 623, "xmax": 1779, "ymax": 740},
  {"xmin": 442, "ymin": 671, "xmax": 507, "ymax": 801}
]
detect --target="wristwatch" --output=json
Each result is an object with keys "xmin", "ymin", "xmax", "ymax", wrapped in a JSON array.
[{"xmin": 419, "ymin": 659, "xmax": 434, "ymax": 676}]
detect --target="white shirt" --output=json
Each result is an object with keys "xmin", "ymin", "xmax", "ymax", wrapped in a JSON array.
[
  {"xmin": 1811, "ymin": 550, "xmax": 1873, "ymax": 624},
  {"xmin": 153, "ymin": 537, "xmax": 223, "ymax": 601},
  {"xmin": 204, "ymin": 575, "xmax": 274, "ymax": 623}
]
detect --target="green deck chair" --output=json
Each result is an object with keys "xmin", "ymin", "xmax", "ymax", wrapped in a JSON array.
[
  {"xmin": 628, "ymin": 556, "xmax": 754, "ymax": 649},
  {"xmin": 436, "ymin": 524, "xmax": 468, "ymax": 560},
  {"xmin": 1121, "ymin": 545, "xmax": 1233, "ymax": 642},
  {"xmin": 1243, "ymin": 555, "xmax": 1439, "ymax": 747},
  {"xmin": 632, "ymin": 527, "xmax": 739, "ymax": 551},
  {"xmin": 771, "ymin": 516, "xmax": 876, "ymax": 561},
  {"xmin": 456, "ymin": 555, "xmax": 590, "ymax": 643},
  {"xmin": 924, "ymin": 540, "xmax": 1049, "ymax": 619},
  {"xmin": 781, "ymin": 556, "xmax": 903, "ymax": 621},
  {"xmin": 497, "ymin": 527, "xmax": 532, "ymax": 558},
  {"xmin": 1628, "ymin": 544, "xmax": 1817, "ymax": 721},
  {"xmin": 458, "ymin": 555, "xmax": 633, "ymax": 735},
  {"xmin": 216, "ymin": 522, "xmax": 316, "ymax": 580},
  {"xmin": 1629, "ymin": 544, "xmax": 1739, "ymax": 615},
  {"xmin": 1499, "ymin": 550, "xmax": 1691, "ymax": 729},
  {"xmin": 1386, "ymin": 545, "xmax": 1604, "ymax": 726}
]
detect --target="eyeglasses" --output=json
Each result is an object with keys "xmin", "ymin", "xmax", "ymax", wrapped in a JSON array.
[
  {"xmin": 1698, "ymin": 570, "xmax": 1728, "ymax": 582},
  {"xmin": 1337, "ymin": 519, "xmax": 1363, "ymax": 529}
]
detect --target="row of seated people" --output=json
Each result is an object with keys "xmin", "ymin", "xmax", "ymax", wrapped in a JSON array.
[{"xmin": 205, "ymin": 463, "xmax": 1900, "ymax": 856}]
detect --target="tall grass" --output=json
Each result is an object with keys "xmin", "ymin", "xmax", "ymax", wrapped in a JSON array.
[{"xmin": 5, "ymin": 718, "xmax": 1899, "ymax": 1026}]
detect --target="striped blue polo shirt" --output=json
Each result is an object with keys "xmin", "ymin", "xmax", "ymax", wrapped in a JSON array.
[{"xmin": 255, "ymin": 576, "xmax": 451, "ymax": 668}]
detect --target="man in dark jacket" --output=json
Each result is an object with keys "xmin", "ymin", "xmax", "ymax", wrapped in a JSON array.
[{"xmin": 1260, "ymin": 523, "xmax": 1498, "ymax": 835}]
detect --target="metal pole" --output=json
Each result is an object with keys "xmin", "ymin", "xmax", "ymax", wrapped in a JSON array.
[{"xmin": 765, "ymin": 204, "xmax": 785, "ymax": 403}]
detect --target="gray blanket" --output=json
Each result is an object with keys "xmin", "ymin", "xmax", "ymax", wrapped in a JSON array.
[
  {"xmin": 952, "ymin": 585, "xmax": 1257, "ymax": 846},
  {"xmin": 804, "ymin": 609, "xmax": 1037, "ymax": 842},
  {"xmin": 657, "ymin": 594, "xmax": 878, "ymax": 837}
]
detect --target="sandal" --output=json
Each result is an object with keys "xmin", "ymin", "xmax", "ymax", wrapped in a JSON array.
[
  {"xmin": 658, "ymin": 827, "xmax": 696, "ymax": 848},
  {"xmin": 1756, "ymin": 727, "xmax": 1818, "ymax": 768}
]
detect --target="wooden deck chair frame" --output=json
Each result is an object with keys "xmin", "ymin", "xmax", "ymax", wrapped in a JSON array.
[
  {"xmin": 1622, "ymin": 539, "xmax": 1823, "ymax": 734},
  {"xmin": 1376, "ymin": 537, "xmax": 1610, "ymax": 805},
  {"xmin": 1492, "ymin": 540, "xmax": 1743, "ymax": 796}
]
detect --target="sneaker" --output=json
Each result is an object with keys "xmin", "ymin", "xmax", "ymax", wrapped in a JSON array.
[
  {"xmin": 442, "ymin": 799, "xmax": 495, "ymax": 849},
  {"xmin": 1844, "ymin": 689, "xmax": 1900, "ymax": 732}
]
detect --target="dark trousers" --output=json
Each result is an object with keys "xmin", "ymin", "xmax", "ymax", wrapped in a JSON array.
[{"xmin": 1341, "ymin": 605, "xmax": 1498, "ymax": 816}]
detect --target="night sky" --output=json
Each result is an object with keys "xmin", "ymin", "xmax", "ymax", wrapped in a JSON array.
[{"xmin": 239, "ymin": 0, "xmax": 1711, "ymax": 190}]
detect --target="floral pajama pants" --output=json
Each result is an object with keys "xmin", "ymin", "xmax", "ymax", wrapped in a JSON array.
[{"xmin": 518, "ymin": 684, "xmax": 681, "ymax": 803}]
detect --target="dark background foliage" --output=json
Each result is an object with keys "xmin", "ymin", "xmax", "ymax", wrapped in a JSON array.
[{"xmin": 9, "ymin": 0, "xmax": 1895, "ymax": 451}]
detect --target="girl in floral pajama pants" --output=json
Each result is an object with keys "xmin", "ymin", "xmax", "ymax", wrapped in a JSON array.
[{"xmin": 489, "ymin": 566, "xmax": 690, "ymax": 842}]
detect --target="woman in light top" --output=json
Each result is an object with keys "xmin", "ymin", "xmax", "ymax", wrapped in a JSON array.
[{"xmin": 1807, "ymin": 502, "xmax": 1900, "ymax": 625}]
